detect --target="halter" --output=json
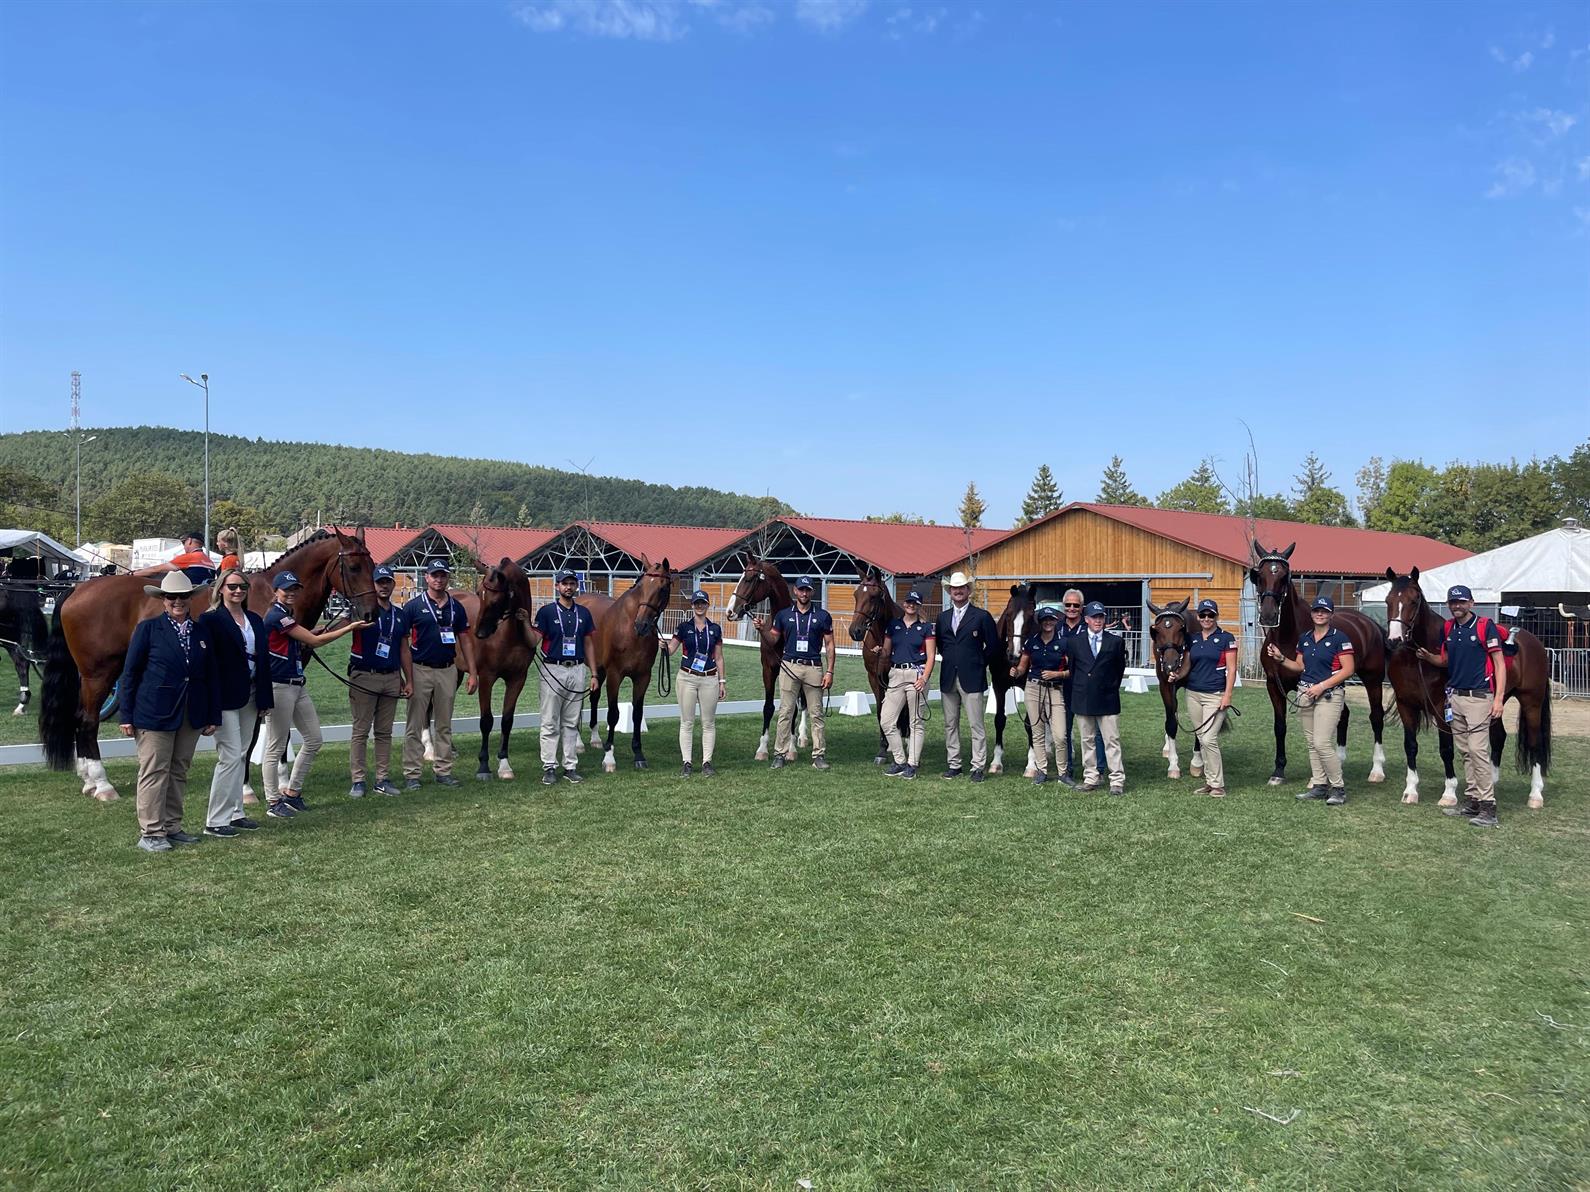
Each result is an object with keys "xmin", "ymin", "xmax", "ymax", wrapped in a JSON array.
[
  {"xmin": 850, "ymin": 576, "xmax": 889, "ymax": 641},
  {"xmin": 633, "ymin": 568, "xmax": 671, "ymax": 633},
  {"xmin": 333, "ymin": 539, "xmax": 377, "ymax": 608},
  {"xmin": 727, "ymin": 563, "xmax": 774, "ymax": 621}
]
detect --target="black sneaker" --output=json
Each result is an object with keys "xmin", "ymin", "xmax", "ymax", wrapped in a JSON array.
[
  {"xmin": 701, "ymin": 762, "xmax": 716, "ymax": 777},
  {"xmin": 1325, "ymin": 787, "xmax": 1347, "ymax": 806},
  {"xmin": 542, "ymin": 768, "xmax": 558, "ymax": 786},
  {"xmin": 812, "ymin": 756, "xmax": 831, "ymax": 771},
  {"xmin": 404, "ymin": 778, "xmax": 423, "ymax": 791},
  {"xmin": 1296, "ymin": 785, "xmax": 1329, "ymax": 801},
  {"xmin": 1057, "ymin": 773, "xmax": 1078, "ymax": 788},
  {"xmin": 884, "ymin": 762, "xmax": 905, "ymax": 777},
  {"xmin": 284, "ymin": 794, "xmax": 309, "ymax": 812},
  {"xmin": 681, "ymin": 762, "xmax": 693, "ymax": 777},
  {"xmin": 901, "ymin": 765, "xmax": 918, "ymax": 780},
  {"xmin": 970, "ymin": 769, "xmax": 985, "ymax": 784},
  {"xmin": 1469, "ymin": 803, "xmax": 1499, "ymax": 828},
  {"xmin": 1442, "ymin": 799, "xmax": 1480, "ymax": 818},
  {"xmin": 435, "ymin": 774, "xmax": 461, "ymax": 788},
  {"xmin": 266, "ymin": 802, "xmax": 295, "ymax": 819},
  {"xmin": 348, "ymin": 781, "xmax": 366, "ymax": 798},
  {"xmin": 203, "ymin": 824, "xmax": 239, "ymax": 839},
  {"xmin": 1033, "ymin": 772, "xmax": 1048, "ymax": 786},
  {"xmin": 230, "ymin": 817, "xmax": 260, "ymax": 831},
  {"xmin": 563, "ymin": 770, "xmax": 583, "ymax": 784},
  {"xmin": 167, "ymin": 829, "xmax": 201, "ymax": 845},
  {"xmin": 771, "ymin": 756, "xmax": 787, "ymax": 770},
  {"xmin": 942, "ymin": 767, "xmax": 963, "ymax": 780},
  {"xmin": 374, "ymin": 779, "xmax": 401, "ymax": 797}
]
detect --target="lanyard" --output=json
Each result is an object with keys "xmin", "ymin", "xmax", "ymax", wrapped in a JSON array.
[
  {"xmin": 792, "ymin": 607, "xmax": 812, "ymax": 643},
  {"xmin": 691, "ymin": 616, "xmax": 712, "ymax": 655},
  {"xmin": 375, "ymin": 606, "xmax": 397, "ymax": 644},
  {"xmin": 427, "ymin": 595, "xmax": 452, "ymax": 630},
  {"xmin": 557, "ymin": 600, "xmax": 579, "ymax": 639}
]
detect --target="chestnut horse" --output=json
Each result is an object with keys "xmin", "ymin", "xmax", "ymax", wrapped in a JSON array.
[
  {"xmin": 1147, "ymin": 598, "xmax": 1206, "ymax": 780},
  {"xmin": 849, "ymin": 567, "xmax": 908, "ymax": 764},
  {"xmin": 1251, "ymin": 540, "xmax": 1388, "ymax": 787},
  {"xmin": 993, "ymin": 582, "xmax": 1040, "ymax": 776},
  {"xmin": 586, "ymin": 555, "xmax": 672, "ymax": 772},
  {"xmin": 723, "ymin": 556, "xmax": 808, "ymax": 760},
  {"xmin": 466, "ymin": 557, "xmax": 541, "ymax": 782},
  {"xmin": 39, "ymin": 528, "xmax": 381, "ymax": 800},
  {"xmin": 1382, "ymin": 567, "xmax": 1551, "ymax": 808}
]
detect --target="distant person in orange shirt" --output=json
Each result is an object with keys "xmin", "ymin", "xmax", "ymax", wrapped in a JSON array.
[
  {"xmin": 136, "ymin": 531, "xmax": 216, "ymax": 584},
  {"xmin": 215, "ymin": 527, "xmax": 241, "ymax": 572}
]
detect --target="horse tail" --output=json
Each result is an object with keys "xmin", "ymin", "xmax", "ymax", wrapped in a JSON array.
[
  {"xmin": 1513, "ymin": 696, "xmax": 1551, "ymax": 778},
  {"xmin": 39, "ymin": 608, "xmax": 81, "ymax": 771}
]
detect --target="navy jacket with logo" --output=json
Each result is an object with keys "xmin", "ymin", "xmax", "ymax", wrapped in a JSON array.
[
  {"xmin": 934, "ymin": 603, "xmax": 1002, "ymax": 694},
  {"xmin": 121, "ymin": 615, "xmax": 223, "ymax": 731},
  {"xmin": 198, "ymin": 607, "xmax": 275, "ymax": 714},
  {"xmin": 1062, "ymin": 629, "xmax": 1127, "ymax": 717}
]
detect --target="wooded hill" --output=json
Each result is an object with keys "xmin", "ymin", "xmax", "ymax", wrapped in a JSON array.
[{"xmin": 0, "ymin": 427, "xmax": 791, "ymax": 536}]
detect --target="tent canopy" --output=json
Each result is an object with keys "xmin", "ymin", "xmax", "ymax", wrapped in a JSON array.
[
  {"xmin": 0, "ymin": 529, "xmax": 89, "ymax": 573},
  {"xmin": 1361, "ymin": 522, "xmax": 1590, "ymax": 604}
]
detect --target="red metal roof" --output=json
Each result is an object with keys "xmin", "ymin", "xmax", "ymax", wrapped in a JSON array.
[
  {"xmin": 779, "ymin": 517, "xmax": 1007, "ymax": 576},
  {"xmin": 427, "ymin": 524, "xmax": 560, "ymax": 566},
  {"xmin": 935, "ymin": 503, "xmax": 1472, "ymax": 575},
  {"xmin": 328, "ymin": 526, "xmax": 423, "ymax": 566},
  {"xmin": 569, "ymin": 521, "xmax": 751, "ymax": 569}
]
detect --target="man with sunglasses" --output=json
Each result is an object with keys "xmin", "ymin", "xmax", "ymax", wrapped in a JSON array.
[
  {"xmin": 347, "ymin": 565, "xmax": 413, "ymax": 798},
  {"xmin": 120, "ymin": 572, "xmax": 222, "ymax": 852},
  {"xmin": 1062, "ymin": 600, "xmax": 1128, "ymax": 795},
  {"xmin": 1056, "ymin": 588, "xmax": 1105, "ymax": 786}
]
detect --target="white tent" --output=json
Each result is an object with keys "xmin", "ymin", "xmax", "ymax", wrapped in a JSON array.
[
  {"xmin": 0, "ymin": 529, "xmax": 89, "ymax": 574},
  {"xmin": 1362, "ymin": 521, "xmax": 1590, "ymax": 605}
]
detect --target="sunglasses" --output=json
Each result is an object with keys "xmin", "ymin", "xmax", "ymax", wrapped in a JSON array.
[
  {"xmin": 164, "ymin": 594, "xmax": 191, "ymax": 601},
  {"xmin": 223, "ymin": 583, "xmax": 249, "ymax": 591},
  {"xmin": 1198, "ymin": 612, "xmax": 1216, "ymax": 619},
  {"xmin": 1063, "ymin": 603, "xmax": 1081, "ymax": 609}
]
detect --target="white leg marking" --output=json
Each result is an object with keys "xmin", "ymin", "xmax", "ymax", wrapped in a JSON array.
[
  {"xmin": 602, "ymin": 746, "xmax": 616, "ymax": 774},
  {"xmin": 1491, "ymin": 763, "xmax": 1501, "ymax": 788},
  {"xmin": 1368, "ymin": 742, "xmax": 1386, "ymax": 783},
  {"xmin": 1161, "ymin": 733, "xmax": 1173, "ymax": 760},
  {"xmin": 498, "ymin": 757, "xmax": 514, "ymax": 781},
  {"xmin": 755, "ymin": 731, "xmax": 769, "ymax": 761},
  {"xmin": 1023, "ymin": 745, "xmax": 1038, "ymax": 779},
  {"xmin": 990, "ymin": 743, "xmax": 1004, "ymax": 775},
  {"xmin": 85, "ymin": 758, "xmax": 117, "ymax": 801},
  {"xmin": 1336, "ymin": 744, "xmax": 1348, "ymax": 767},
  {"xmin": 11, "ymin": 703, "xmax": 23, "ymax": 717},
  {"xmin": 421, "ymin": 728, "xmax": 435, "ymax": 764},
  {"xmin": 1401, "ymin": 767, "xmax": 1419, "ymax": 804},
  {"xmin": 1528, "ymin": 764, "xmax": 1544, "ymax": 809},
  {"xmin": 1438, "ymin": 776, "xmax": 1458, "ymax": 807},
  {"xmin": 1190, "ymin": 749, "xmax": 1204, "ymax": 777},
  {"xmin": 1165, "ymin": 735, "xmax": 1180, "ymax": 780}
]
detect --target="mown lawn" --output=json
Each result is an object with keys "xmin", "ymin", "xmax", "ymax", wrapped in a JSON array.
[{"xmin": 2, "ymin": 686, "xmax": 1586, "ymax": 1189}]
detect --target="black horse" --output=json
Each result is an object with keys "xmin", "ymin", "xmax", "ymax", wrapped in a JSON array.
[{"xmin": 0, "ymin": 557, "xmax": 58, "ymax": 718}]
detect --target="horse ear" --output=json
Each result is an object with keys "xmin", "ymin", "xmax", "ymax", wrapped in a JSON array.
[
  {"xmin": 1410, "ymin": 565, "xmax": 1419, "ymax": 581},
  {"xmin": 356, "ymin": 525, "xmax": 367, "ymax": 542},
  {"xmin": 1251, "ymin": 539, "xmax": 1266, "ymax": 561},
  {"xmin": 639, "ymin": 552, "xmax": 651, "ymax": 570},
  {"xmin": 1385, "ymin": 567, "xmax": 1396, "ymax": 581},
  {"xmin": 1173, "ymin": 599, "xmax": 1189, "ymax": 613},
  {"xmin": 1281, "ymin": 542, "xmax": 1296, "ymax": 560},
  {"xmin": 1147, "ymin": 600, "xmax": 1164, "ymax": 616}
]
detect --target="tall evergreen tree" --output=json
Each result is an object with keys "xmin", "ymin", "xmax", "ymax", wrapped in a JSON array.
[
  {"xmin": 1156, "ymin": 460, "xmax": 1229, "ymax": 514},
  {"xmin": 1097, "ymin": 455, "xmax": 1149, "ymax": 506},
  {"xmin": 1291, "ymin": 452, "xmax": 1357, "ymax": 527},
  {"xmin": 1354, "ymin": 456, "xmax": 1387, "ymax": 525},
  {"xmin": 1016, "ymin": 464, "xmax": 1063, "ymax": 526},
  {"xmin": 958, "ymin": 482, "xmax": 987, "ymax": 529}
]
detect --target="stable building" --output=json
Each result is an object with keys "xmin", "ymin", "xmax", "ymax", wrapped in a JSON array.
[{"xmin": 518, "ymin": 521, "xmax": 749, "ymax": 607}]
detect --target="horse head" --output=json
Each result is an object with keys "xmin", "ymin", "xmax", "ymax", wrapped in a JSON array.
[
  {"xmin": 632, "ymin": 554, "xmax": 672, "ymax": 637},
  {"xmin": 849, "ymin": 567, "xmax": 892, "ymax": 642},
  {"xmin": 1248, "ymin": 539, "xmax": 1296, "ymax": 629},
  {"xmin": 1382, "ymin": 565, "xmax": 1424, "ymax": 651},
  {"xmin": 998, "ymin": 581, "xmax": 1038, "ymax": 662},
  {"xmin": 726, "ymin": 554, "xmax": 775, "ymax": 621},
  {"xmin": 328, "ymin": 528, "xmax": 381, "ymax": 620},
  {"xmin": 475, "ymin": 556, "xmax": 523, "ymax": 638},
  {"xmin": 1148, "ymin": 598, "xmax": 1193, "ymax": 683}
]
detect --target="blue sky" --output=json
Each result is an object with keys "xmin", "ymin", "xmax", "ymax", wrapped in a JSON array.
[{"xmin": 2, "ymin": 0, "xmax": 1586, "ymax": 526}]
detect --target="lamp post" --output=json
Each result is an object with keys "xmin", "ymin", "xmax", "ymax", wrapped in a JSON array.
[
  {"xmin": 74, "ymin": 433, "xmax": 97, "ymax": 548},
  {"xmin": 180, "ymin": 373, "xmax": 210, "ymax": 553}
]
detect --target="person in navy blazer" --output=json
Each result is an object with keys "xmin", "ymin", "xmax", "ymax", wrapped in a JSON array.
[
  {"xmin": 198, "ymin": 567, "xmax": 274, "ymax": 838},
  {"xmin": 1061, "ymin": 600, "xmax": 1128, "ymax": 794},
  {"xmin": 120, "ymin": 572, "xmax": 222, "ymax": 852},
  {"xmin": 933, "ymin": 571, "xmax": 1003, "ymax": 782}
]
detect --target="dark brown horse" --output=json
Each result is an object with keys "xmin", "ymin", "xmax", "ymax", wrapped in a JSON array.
[
  {"xmin": 587, "ymin": 555, "xmax": 672, "ymax": 772},
  {"xmin": 724, "ymin": 555, "xmax": 809, "ymax": 760},
  {"xmin": 992, "ymin": 582, "xmax": 1040, "ymax": 776},
  {"xmin": 849, "ymin": 567, "xmax": 907, "ymax": 764},
  {"xmin": 1251, "ymin": 540, "xmax": 1389, "ymax": 788},
  {"xmin": 1147, "ymin": 598, "xmax": 1202, "ymax": 780},
  {"xmin": 1382, "ymin": 567, "xmax": 1552, "ymax": 808},
  {"xmin": 39, "ymin": 528, "xmax": 381, "ymax": 800},
  {"xmin": 467, "ymin": 557, "xmax": 541, "ymax": 781}
]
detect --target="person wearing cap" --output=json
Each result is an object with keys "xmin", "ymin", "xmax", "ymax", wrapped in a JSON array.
[
  {"xmin": 402, "ymin": 558, "xmax": 477, "ymax": 790},
  {"xmin": 138, "ymin": 530, "xmax": 216, "ymax": 584},
  {"xmin": 534, "ymin": 568, "xmax": 599, "ymax": 784},
  {"xmin": 876, "ymin": 588, "xmax": 936, "ymax": 779},
  {"xmin": 934, "ymin": 572, "xmax": 1002, "ymax": 782},
  {"xmin": 197, "ymin": 566, "xmax": 274, "ymax": 838},
  {"xmin": 664, "ymin": 589, "xmax": 726, "ymax": 777},
  {"xmin": 1009, "ymin": 605, "xmax": 1067, "ymax": 786},
  {"xmin": 754, "ymin": 575, "xmax": 835, "ymax": 770},
  {"xmin": 1055, "ymin": 587, "xmax": 1103, "ymax": 785},
  {"xmin": 346, "ymin": 565, "xmax": 413, "ymax": 798},
  {"xmin": 261, "ymin": 570, "xmax": 368, "ymax": 817},
  {"xmin": 120, "ymin": 572, "xmax": 222, "ymax": 852},
  {"xmin": 1266, "ymin": 594, "xmax": 1355, "ymax": 805},
  {"xmin": 1061, "ymin": 600, "xmax": 1128, "ymax": 794},
  {"xmin": 1415, "ymin": 584, "xmax": 1506, "ymax": 828},
  {"xmin": 1184, "ymin": 598, "xmax": 1239, "ymax": 798}
]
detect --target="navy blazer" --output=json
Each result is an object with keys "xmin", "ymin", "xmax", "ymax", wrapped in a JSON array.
[
  {"xmin": 121, "ymin": 615, "xmax": 223, "ymax": 732},
  {"xmin": 933, "ymin": 603, "xmax": 1002, "ymax": 694},
  {"xmin": 1062, "ymin": 630, "xmax": 1127, "ymax": 717},
  {"xmin": 199, "ymin": 607, "xmax": 275, "ymax": 714}
]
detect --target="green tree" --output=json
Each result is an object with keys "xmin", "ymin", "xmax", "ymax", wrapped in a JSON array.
[
  {"xmin": 865, "ymin": 512, "xmax": 930, "ymax": 524},
  {"xmin": 86, "ymin": 472, "xmax": 204, "ymax": 543},
  {"xmin": 1552, "ymin": 440, "xmax": 1590, "ymax": 523},
  {"xmin": 1365, "ymin": 460, "xmax": 1437, "ymax": 534},
  {"xmin": 958, "ymin": 482, "xmax": 987, "ymax": 529},
  {"xmin": 1156, "ymin": 460, "xmax": 1229, "ymax": 514},
  {"xmin": 210, "ymin": 498, "xmax": 277, "ymax": 546},
  {"xmin": 0, "ymin": 466, "xmax": 73, "ymax": 542},
  {"xmin": 1233, "ymin": 492, "xmax": 1292, "ymax": 520},
  {"xmin": 1097, "ymin": 455, "xmax": 1149, "ymax": 506},
  {"xmin": 515, "ymin": 501, "xmax": 532, "ymax": 528},
  {"xmin": 1291, "ymin": 452, "xmax": 1357, "ymax": 527},
  {"xmin": 1355, "ymin": 456, "xmax": 1387, "ymax": 525},
  {"xmin": 1016, "ymin": 464, "xmax": 1063, "ymax": 526}
]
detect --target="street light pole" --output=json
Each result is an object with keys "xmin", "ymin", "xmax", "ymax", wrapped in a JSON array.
[
  {"xmin": 180, "ymin": 373, "xmax": 211, "ymax": 552},
  {"xmin": 74, "ymin": 433, "xmax": 96, "ymax": 547}
]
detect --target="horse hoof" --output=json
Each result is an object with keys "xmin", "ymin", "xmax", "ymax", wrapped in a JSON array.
[
  {"xmin": 874, "ymin": 754, "xmax": 888, "ymax": 765},
  {"xmin": 1267, "ymin": 775, "xmax": 1284, "ymax": 787},
  {"xmin": 498, "ymin": 765, "xmax": 514, "ymax": 781},
  {"xmin": 1436, "ymin": 794, "xmax": 1458, "ymax": 808},
  {"xmin": 242, "ymin": 790, "xmax": 258, "ymax": 806},
  {"xmin": 93, "ymin": 786, "xmax": 119, "ymax": 802},
  {"xmin": 1400, "ymin": 792, "xmax": 1419, "ymax": 804},
  {"xmin": 755, "ymin": 749, "xmax": 768, "ymax": 761},
  {"xmin": 1367, "ymin": 770, "xmax": 1386, "ymax": 784},
  {"xmin": 1023, "ymin": 767, "xmax": 1038, "ymax": 779},
  {"xmin": 475, "ymin": 771, "xmax": 491, "ymax": 782},
  {"xmin": 634, "ymin": 758, "xmax": 648, "ymax": 771},
  {"xmin": 989, "ymin": 762, "xmax": 1003, "ymax": 775},
  {"xmin": 1528, "ymin": 795, "xmax": 1543, "ymax": 809},
  {"xmin": 1167, "ymin": 769, "xmax": 1180, "ymax": 780},
  {"xmin": 1190, "ymin": 763, "xmax": 1203, "ymax": 778},
  {"xmin": 11, "ymin": 705, "xmax": 24, "ymax": 716},
  {"xmin": 603, "ymin": 761, "xmax": 616, "ymax": 774}
]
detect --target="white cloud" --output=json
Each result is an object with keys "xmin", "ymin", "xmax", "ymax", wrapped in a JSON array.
[
  {"xmin": 1524, "ymin": 108, "xmax": 1578, "ymax": 139},
  {"xmin": 1578, "ymin": 157, "xmax": 1590, "ymax": 182},
  {"xmin": 514, "ymin": 0, "xmax": 690, "ymax": 40},
  {"xmin": 885, "ymin": 4, "xmax": 946, "ymax": 38},
  {"xmin": 1488, "ymin": 44, "xmax": 1534, "ymax": 71},
  {"xmin": 1541, "ymin": 29, "xmax": 1555, "ymax": 50},
  {"xmin": 796, "ymin": 0, "xmax": 869, "ymax": 33},
  {"xmin": 1574, "ymin": 206, "xmax": 1590, "ymax": 228},
  {"xmin": 1485, "ymin": 157, "xmax": 1536, "ymax": 198}
]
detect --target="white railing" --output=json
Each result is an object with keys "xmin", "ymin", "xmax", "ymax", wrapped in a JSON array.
[{"xmin": 1550, "ymin": 648, "xmax": 1590, "ymax": 699}]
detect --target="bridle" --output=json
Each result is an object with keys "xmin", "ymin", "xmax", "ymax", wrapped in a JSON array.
[
  {"xmin": 476, "ymin": 568, "xmax": 520, "ymax": 636},
  {"xmin": 333, "ymin": 540, "xmax": 378, "ymax": 608},
  {"xmin": 634, "ymin": 568, "xmax": 671, "ymax": 635},
  {"xmin": 1252, "ymin": 554, "xmax": 1292, "ymax": 630},
  {"xmin": 850, "ymin": 576, "xmax": 888, "ymax": 641},
  {"xmin": 1151, "ymin": 614, "xmax": 1190, "ymax": 683},
  {"xmin": 727, "ymin": 563, "xmax": 771, "ymax": 621}
]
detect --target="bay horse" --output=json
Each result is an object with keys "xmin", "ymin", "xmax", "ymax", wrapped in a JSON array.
[
  {"xmin": 849, "ymin": 567, "xmax": 907, "ymax": 764},
  {"xmin": 1382, "ymin": 567, "xmax": 1551, "ymax": 808},
  {"xmin": 1147, "ymin": 598, "xmax": 1205, "ymax": 780},
  {"xmin": 723, "ymin": 555, "xmax": 808, "ymax": 760},
  {"xmin": 586, "ymin": 555, "xmax": 672, "ymax": 772},
  {"xmin": 466, "ymin": 557, "xmax": 541, "ymax": 782},
  {"xmin": 992, "ymin": 582, "xmax": 1040, "ymax": 776},
  {"xmin": 1250, "ymin": 539, "xmax": 1389, "ymax": 787},
  {"xmin": 39, "ymin": 527, "xmax": 381, "ymax": 800}
]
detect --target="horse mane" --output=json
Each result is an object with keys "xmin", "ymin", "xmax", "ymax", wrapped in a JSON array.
[{"xmin": 270, "ymin": 528, "xmax": 336, "ymax": 569}]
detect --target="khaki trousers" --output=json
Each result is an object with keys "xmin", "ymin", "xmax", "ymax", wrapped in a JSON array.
[
  {"xmin": 1075, "ymin": 713, "xmax": 1125, "ymax": 788},
  {"xmin": 942, "ymin": 681, "xmax": 987, "ymax": 772},
  {"xmin": 135, "ymin": 722, "xmax": 201, "ymax": 839},
  {"xmin": 404, "ymin": 665, "xmax": 459, "ymax": 779},
  {"xmin": 1298, "ymin": 689, "xmax": 1345, "ymax": 788},
  {"xmin": 880, "ymin": 668, "xmax": 927, "ymax": 765},
  {"xmin": 539, "ymin": 663, "xmax": 588, "ymax": 770},
  {"xmin": 264, "ymin": 683, "xmax": 323, "ymax": 803},
  {"xmin": 1024, "ymin": 681, "xmax": 1065, "ymax": 775},
  {"xmin": 1451, "ymin": 693, "xmax": 1497, "ymax": 805},
  {"xmin": 677, "ymin": 669, "xmax": 722, "ymax": 765},
  {"xmin": 206, "ymin": 694, "xmax": 258, "ymax": 828},
  {"xmin": 1185, "ymin": 689, "xmax": 1228, "ymax": 792},
  {"xmin": 349, "ymin": 669, "xmax": 403, "ymax": 783},
  {"xmin": 775, "ymin": 662, "xmax": 826, "ymax": 759}
]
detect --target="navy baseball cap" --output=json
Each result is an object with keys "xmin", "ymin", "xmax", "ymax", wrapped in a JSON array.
[
  {"xmin": 372, "ymin": 565, "xmax": 395, "ymax": 582},
  {"xmin": 905, "ymin": 589, "xmax": 924, "ymax": 604},
  {"xmin": 272, "ymin": 571, "xmax": 302, "ymax": 590},
  {"xmin": 556, "ymin": 568, "xmax": 578, "ymax": 582},
  {"xmin": 1312, "ymin": 594, "xmax": 1335, "ymax": 611},
  {"xmin": 1197, "ymin": 598, "xmax": 1219, "ymax": 615},
  {"xmin": 794, "ymin": 575, "xmax": 815, "ymax": 590},
  {"xmin": 426, "ymin": 557, "xmax": 452, "ymax": 574},
  {"xmin": 1036, "ymin": 605, "xmax": 1060, "ymax": 621},
  {"xmin": 1446, "ymin": 584, "xmax": 1474, "ymax": 602},
  {"xmin": 690, "ymin": 589, "xmax": 710, "ymax": 604},
  {"xmin": 1083, "ymin": 600, "xmax": 1106, "ymax": 617}
]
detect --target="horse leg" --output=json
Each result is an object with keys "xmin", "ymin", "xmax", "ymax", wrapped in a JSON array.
[
  {"xmin": 78, "ymin": 675, "xmax": 118, "ymax": 801},
  {"xmin": 757, "ymin": 679, "xmax": 774, "ymax": 761},
  {"xmin": 990, "ymin": 683, "xmax": 1006, "ymax": 775},
  {"xmin": 1335, "ymin": 699, "xmax": 1351, "ymax": 775},
  {"xmin": 585, "ymin": 666, "xmax": 606, "ymax": 751},
  {"xmin": 1436, "ymin": 728, "xmax": 1457, "ymax": 807},
  {"xmin": 1161, "ymin": 685, "xmax": 1180, "ymax": 780},
  {"xmin": 630, "ymin": 672, "xmax": 652, "ymax": 770},
  {"xmin": 1487, "ymin": 713, "xmax": 1506, "ymax": 802},
  {"xmin": 601, "ymin": 674, "xmax": 621, "ymax": 773},
  {"xmin": 11, "ymin": 651, "xmax": 29, "ymax": 716},
  {"xmin": 1365, "ymin": 677, "xmax": 1387, "ymax": 783},
  {"xmin": 498, "ymin": 672, "xmax": 526, "ymax": 780},
  {"xmin": 476, "ymin": 685, "xmax": 495, "ymax": 781},
  {"xmin": 1267, "ymin": 679, "xmax": 1287, "ymax": 785},
  {"xmin": 1517, "ymin": 692, "xmax": 1548, "ymax": 809},
  {"xmin": 1400, "ymin": 719, "xmax": 1420, "ymax": 804}
]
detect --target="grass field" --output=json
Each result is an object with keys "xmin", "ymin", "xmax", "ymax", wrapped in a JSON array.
[{"xmin": 2, "ymin": 680, "xmax": 1587, "ymax": 1188}]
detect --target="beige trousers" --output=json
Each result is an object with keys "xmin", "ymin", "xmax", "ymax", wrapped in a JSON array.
[
  {"xmin": 539, "ymin": 663, "xmax": 588, "ymax": 771},
  {"xmin": 404, "ymin": 665, "xmax": 459, "ymax": 779},
  {"xmin": 941, "ymin": 681, "xmax": 987, "ymax": 771},
  {"xmin": 264, "ymin": 683, "xmax": 322, "ymax": 802},
  {"xmin": 1298, "ymin": 689, "xmax": 1345, "ymax": 788},
  {"xmin": 1075, "ymin": 714, "xmax": 1125, "ymax": 788},
  {"xmin": 206, "ymin": 693, "xmax": 258, "ymax": 828},
  {"xmin": 1023, "ymin": 681, "xmax": 1065, "ymax": 774},
  {"xmin": 775, "ymin": 662, "xmax": 826, "ymax": 759},
  {"xmin": 135, "ymin": 722, "xmax": 202, "ymax": 838},
  {"xmin": 677, "ymin": 669, "xmax": 722, "ymax": 765},
  {"xmin": 1185, "ymin": 689, "xmax": 1229, "ymax": 792},
  {"xmin": 1450, "ymin": 693, "xmax": 1497, "ymax": 805},
  {"xmin": 880, "ymin": 668, "xmax": 927, "ymax": 765},
  {"xmin": 349, "ymin": 669, "xmax": 403, "ymax": 783}
]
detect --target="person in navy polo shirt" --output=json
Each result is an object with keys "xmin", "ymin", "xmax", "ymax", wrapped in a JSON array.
[
  {"xmin": 1009, "ymin": 605, "xmax": 1067, "ymax": 786},
  {"xmin": 1184, "ymin": 598, "xmax": 1238, "ymax": 799},
  {"xmin": 261, "ymin": 571, "xmax": 367, "ymax": 818},
  {"xmin": 534, "ymin": 568, "xmax": 599, "ymax": 785},
  {"xmin": 346, "ymin": 565, "xmax": 413, "ymax": 798},
  {"xmin": 876, "ymin": 588, "xmax": 935, "ymax": 779},
  {"xmin": 1416, "ymin": 584, "xmax": 1506, "ymax": 828},
  {"xmin": 1268, "ymin": 594, "xmax": 1355, "ymax": 806},
  {"xmin": 663, "ymin": 589, "xmax": 726, "ymax": 777},
  {"xmin": 754, "ymin": 575, "xmax": 835, "ymax": 770},
  {"xmin": 402, "ymin": 558, "xmax": 477, "ymax": 790}
]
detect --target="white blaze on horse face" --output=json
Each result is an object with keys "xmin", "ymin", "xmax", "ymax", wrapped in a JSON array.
[
  {"xmin": 1387, "ymin": 619, "xmax": 1403, "ymax": 641},
  {"xmin": 1011, "ymin": 612, "xmax": 1025, "ymax": 651}
]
